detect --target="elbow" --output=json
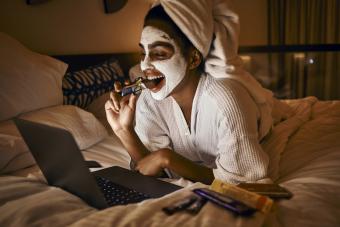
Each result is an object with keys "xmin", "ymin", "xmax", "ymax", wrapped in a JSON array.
[{"xmin": 213, "ymin": 163, "xmax": 271, "ymax": 184}]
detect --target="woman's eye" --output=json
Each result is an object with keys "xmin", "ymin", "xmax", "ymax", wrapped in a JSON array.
[
  {"xmin": 151, "ymin": 51, "xmax": 168, "ymax": 60},
  {"xmin": 155, "ymin": 53, "xmax": 166, "ymax": 57}
]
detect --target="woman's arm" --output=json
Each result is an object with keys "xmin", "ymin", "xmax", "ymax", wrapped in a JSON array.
[
  {"xmin": 105, "ymin": 91, "xmax": 149, "ymax": 162},
  {"xmin": 212, "ymin": 80, "xmax": 271, "ymax": 184},
  {"xmin": 136, "ymin": 148, "xmax": 214, "ymax": 185},
  {"xmin": 115, "ymin": 129, "xmax": 149, "ymax": 162}
]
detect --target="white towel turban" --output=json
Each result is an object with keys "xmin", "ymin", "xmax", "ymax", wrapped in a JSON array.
[{"xmin": 150, "ymin": 0, "xmax": 274, "ymax": 139}]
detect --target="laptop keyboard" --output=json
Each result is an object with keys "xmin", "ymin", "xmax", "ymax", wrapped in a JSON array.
[{"xmin": 95, "ymin": 176, "xmax": 151, "ymax": 206}]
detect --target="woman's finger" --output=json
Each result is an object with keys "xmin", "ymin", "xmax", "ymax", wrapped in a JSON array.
[
  {"xmin": 124, "ymin": 78, "xmax": 131, "ymax": 86},
  {"xmin": 110, "ymin": 91, "xmax": 121, "ymax": 111},
  {"xmin": 128, "ymin": 94, "xmax": 138, "ymax": 111},
  {"xmin": 135, "ymin": 163, "xmax": 140, "ymax": 171},
  {"xmin": 114, "ymin": 81, "xmax": 122, "ymax": 93},
  {"xmin": 105, "ymin": 99, "xmax": 119, "ymax": 114},
  {"xmin": 120, "ymin": 95, "xmax": 130, "ymax": 109}
]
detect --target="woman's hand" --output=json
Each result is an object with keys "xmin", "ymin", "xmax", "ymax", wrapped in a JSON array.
[
  {"xmin": 135, "ymin": 148, "xmax": 171, "ymax": 177},
  {"xmin": 105, "ymin": 81, "xmax": 138, "ymax": 135},
  {"xmin": 136, "ymin": 148, "xmax": 214, "ymax": 184}
]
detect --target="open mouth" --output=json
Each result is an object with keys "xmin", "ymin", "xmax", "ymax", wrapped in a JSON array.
[{"xmin": 143, "ymin": 75, "xmax": 165, "ymax": 90}]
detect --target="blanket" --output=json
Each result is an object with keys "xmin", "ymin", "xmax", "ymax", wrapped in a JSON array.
[{"xmin": 1, "ymin": 97, "xmax": 340, "ymax": 227}]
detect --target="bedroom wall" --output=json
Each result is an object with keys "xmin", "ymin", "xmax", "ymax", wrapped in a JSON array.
[
  {"xmin": 234, "ymin": 0, "xmax": 268, "ymax": 47},
  {"xmin": 0, "ymin": 0, "xmax": 267, "ymax": 55}
]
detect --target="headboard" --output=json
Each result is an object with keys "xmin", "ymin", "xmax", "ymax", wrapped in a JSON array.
[
  {"xmin": 53, "ymin": 52, "xmax": 140, "ymax": 74},
  {"xmin": 52, "ymin": 52, "xmax": 141, "ymax": 108}
]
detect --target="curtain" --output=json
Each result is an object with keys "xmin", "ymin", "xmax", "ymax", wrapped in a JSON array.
[{"xmin": 268, "ymin": 0, "xmax": 340, "ymax": 99}]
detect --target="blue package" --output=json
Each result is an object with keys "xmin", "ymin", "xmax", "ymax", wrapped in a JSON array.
[
  {"xmin": 193, "ymin": 188, "xmax": 255, "ymax": 216},
  {"xmin": 121, "ymin": 77, "xmax": 144, "ymax": 96}
]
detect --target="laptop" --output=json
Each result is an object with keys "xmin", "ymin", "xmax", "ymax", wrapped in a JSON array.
[{"xmin": 14, "ymin": 118, "xmax": 181, "ymax": 209}]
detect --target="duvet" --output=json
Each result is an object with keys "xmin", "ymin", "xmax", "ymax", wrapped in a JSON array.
[{"xmin": 1, "ymin": 97, "xmax": 340, "ymax": 227}]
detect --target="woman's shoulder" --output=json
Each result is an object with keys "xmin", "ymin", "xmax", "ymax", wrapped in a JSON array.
[
  {"xmin": 203, "ymin": 75, "xmax": 251, "ymax": 102},
  {"xmin": 201, "ymin": 75, "xmax": 259, "ymax": 122}
]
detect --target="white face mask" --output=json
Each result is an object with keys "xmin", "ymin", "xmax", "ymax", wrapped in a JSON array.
[{"xmin": 140, "ymin": 26, "xmax": 188, "ymax": 100}]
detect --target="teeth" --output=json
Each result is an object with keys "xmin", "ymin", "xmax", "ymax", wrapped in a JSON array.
[{"xmin": 147, "ymin": 75, "xmax": 164, "ymax": 80}]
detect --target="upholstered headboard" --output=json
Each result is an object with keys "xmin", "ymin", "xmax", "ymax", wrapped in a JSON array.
[{"xmin": 53, "ymin": 52, "xmax": 140, "ymax": 74}]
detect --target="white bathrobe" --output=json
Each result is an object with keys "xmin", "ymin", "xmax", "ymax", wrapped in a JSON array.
[{"xmin": 135, "ymin": 74, "xmax": 271, "ymax": 184}]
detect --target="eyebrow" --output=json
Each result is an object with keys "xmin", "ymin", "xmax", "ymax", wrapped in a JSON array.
[{"xmin": 139, "ymin": 41, "xmax": 174, "ymax": 50}]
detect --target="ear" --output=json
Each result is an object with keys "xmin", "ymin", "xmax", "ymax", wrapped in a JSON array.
[{"xmin": 189, "ymin": 49, "xmax": 202, "ymax": 70}]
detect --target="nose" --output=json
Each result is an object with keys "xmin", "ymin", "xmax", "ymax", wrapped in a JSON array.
[{"xmin": 140, "ymin": 55, "xmax": 154, "ymax": 71}]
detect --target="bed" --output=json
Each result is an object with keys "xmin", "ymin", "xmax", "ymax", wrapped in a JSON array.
[{"xmin": 1, "ymin": 32, "xmax": 340, "ymax": 227}]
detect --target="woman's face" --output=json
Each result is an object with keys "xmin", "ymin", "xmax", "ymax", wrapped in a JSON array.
[{"xmin": 139, "ymin": 26, "xmax": 188, "ymax": 100}]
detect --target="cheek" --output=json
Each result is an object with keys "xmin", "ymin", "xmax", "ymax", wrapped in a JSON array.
[
  {"xmin": 158, "ymin": 54, "xmax": 188, "ymax": 72},
  {"xmin": 152, "ymin": 60, "xmax": 177, "ymax": 76}
]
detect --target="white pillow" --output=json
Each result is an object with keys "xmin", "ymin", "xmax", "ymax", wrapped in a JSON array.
[
  {"xmin": 0, "ymin": 121, "xmax": 35, "ymax": 174},
  {"xmin": 0, "ymin": 32, "xmax": 68, "ymax": 121},
  {"xmin": 86, "ymin": 92, "xmax": 113, "ymax": 133},
  {"xmin": 0, "ymin": 105, "xmax": 108, "ymax": 174},
  {"xmin": 20, "ymin": 105, "xmax": 108, "ymax": 150}
]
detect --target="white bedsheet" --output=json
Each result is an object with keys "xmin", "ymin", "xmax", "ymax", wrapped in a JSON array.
[
  {"xmin": 269, "ymin": 99, "xmax": 340, "ymax": 227},
  {"xmin": 1, "ymin": 97, "xmax": 340, "ymax": 227}
]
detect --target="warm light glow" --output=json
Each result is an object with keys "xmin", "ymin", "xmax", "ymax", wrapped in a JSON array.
[
  {"xmin": 293, "ymin": 53, "xmax": 305, "ymax": 59},
  {"xmin": 240, "ymin": 55, "xmax": 252, "ymax": 62}
]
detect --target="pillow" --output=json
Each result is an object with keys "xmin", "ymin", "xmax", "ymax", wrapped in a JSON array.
[
  {"xmin": 0, "ymin": 32, "xmax": 68, "ymax": 121},
  {"xmin": 62, "ymin": 58, "xmax": 127, "ymax": 108},
  {"xmin": 20, "ymin": 105, "xmax": 108, "ymax": 150},
  {"xmin": 86, "ymin": 92, "xmax": 112, "ymax": 133},
  {"xmin": 0, "ymin": 105, "xmax": 108, "ymax": 174},
  {"xmin": 0, "ymin": 121, "xmax": 35, "ymax": 174}
]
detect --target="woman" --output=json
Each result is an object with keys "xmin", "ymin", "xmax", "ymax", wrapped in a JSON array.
[{"xmin": 105, "ymin": 1, "xmax": 273, "ymax": 185}]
